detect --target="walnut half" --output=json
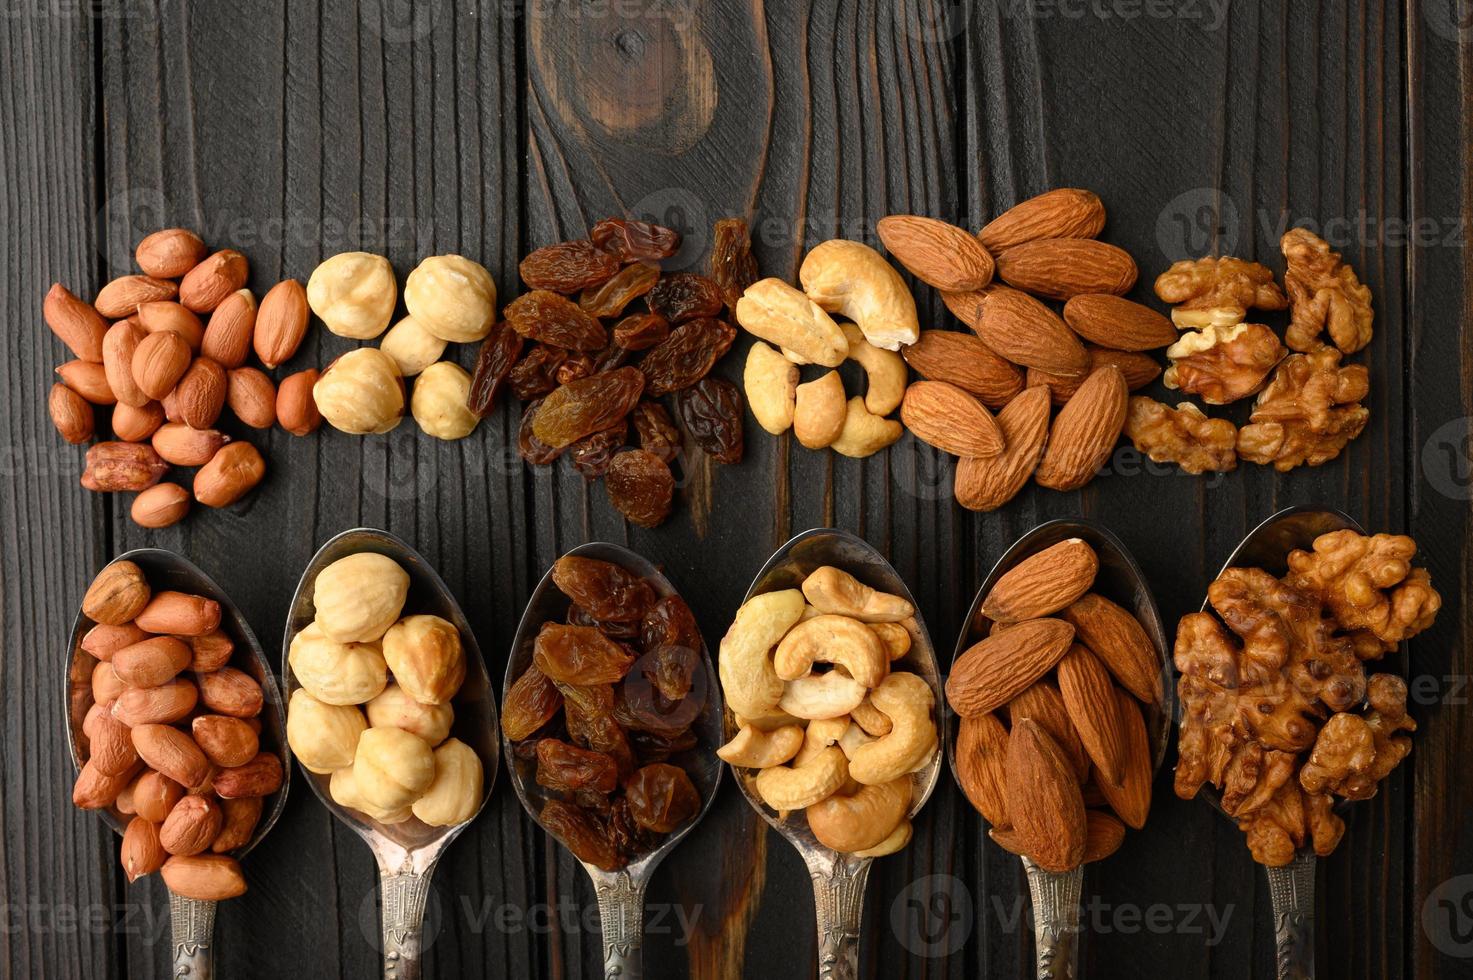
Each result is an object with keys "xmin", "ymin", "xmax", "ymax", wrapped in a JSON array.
[
  {"xmin": 1153, "ymin": 255, "xmax": 1287, "ymax": 330},
  {"xmin": 1164, "ymin": 322, "xmax": 1285, "ymax": 404},
  {"xmin": 1236, "ymin": 346, "xmax": 1369, "ymax": 471},
  {"xmin": 1285, "ymin": 529, "xmax": 1442, "ymax": 646},
  {"xmin": 1124, "ymin": 397, "xmax": 1237, "ymax": 474},
  {"xmin": 1282, "ymin": 228, "xmax": 1373, "ymax": 354}
]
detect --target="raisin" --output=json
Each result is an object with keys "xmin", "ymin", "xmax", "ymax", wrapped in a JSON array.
[
  {"xmin": 641, "ymin": 595, "xmax": 701, "ymax": 655},
  {"xmin": 567, "ymin": 603, "xmax": 640, "ymax": 640},
  {"xmin": 618, "ymin": 665, "xmax": 702, "ymax": 735},
  {"xmin": 568, "ymin": 422, "xmax": 628, "ymax": 479},
  {"xmin": 638, "ymin": 318, "xmax": 737, "ymax": 396},
  {"xmin": 631, "ymin": 401, "xmax": 682, "ymax": 465},
  {"xmin": 556, "ymin": 354, "xmax": 594, "ymax": 385},
  {"xmin": 612, "ymin": 312, "xmax": 670, "ymax": 351},
  {"xmin": 535, "ymin": 738, "xmax": 619, "ymax": 794},
  {"xmin": 676, "ymin": 378, "xmax": 744, "ymax": 464},
  {"xmin": 647, "ymin": 646, "xmax": 699, "ymax": 701},
  {"xmin": 591, "ymin": 218, "xmax": 681, "ymax": 262},
  {"xmin": 510, "ymin": 345, "xmax": 568, "ymax": 400},
  {"xmin": 533, "ymin": 623, "xmax": 636, "ymax": 685},
  {"xmin": 552, "ymin": 556, "xmax": 656, "ymax": 623},
  {"xmin": 519, "ymin": 239, "xmax": 620, "ymax": 293},
  {"xmin": 501, "ymin": 664, "xmax": 563, "ymax": 741},
  {"xmin": 467, "ymin": 322, "xmax": 524, "ymax": 417},
  {"xmin": 541, "ymin": 799, "xmax": 624, "ymax": 870},
  {"xmin": 532, "ymin": 367, "xmax": 645, "ymax": 449},
  {"xmin": 630, "ymin": 727, "xmax": 699, "ymax": 766},
  {"xmin": 605, "ymin": 449, "xmax": 675, "ymax": 528},
  {"xmin": 592, "ymin": 342, "xmax": 631, "ymax": 373},
  {"xmin": 579, "ymin": 262, "xmax": 658, "ymax": 318},
  {"xmin": 624, "ymin": 763, "xmax": 701, "ymax": 833},
  {"xmin": 505, "ymin": 291, "xmax": 609, "ymax": 351},
  {"xmin": 607, "ymin": 796, "xmax": 661, "ymax": 862},
  {"xmin": 518, "ymin": 400, "xmax": 562, "ymax": 465},
  {"xmin": 709, "ymin": 218, "xmax": 759, "ymax": 310},
  {"xmin": 560, "ymin": 683, "xmax": 636, "ymax": 777},
  {"xmin": 648, "ymin": 273, "xmax": 724, "ymax": 323}
]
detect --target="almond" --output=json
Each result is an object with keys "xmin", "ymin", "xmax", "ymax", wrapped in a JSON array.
[
  {"xmin": 112, "ymin": 636, "xmax": 193, "ymax": 688},
  {"xmin": 977, "ymin": 286, "xmax": 1089, "ymax": 374},
  {"xmin": 900, "ymin": 380, "xmax": 1004, "ymax": 457},
  {"xmin": 983, "ymin": 538, "xmax": 1099, "ymax": 622},
  {"xmin": 161, "ymin": 854, "xmax": 247, "ymax": 900},
  {"xmin": 44, "ymin": 284, "xmax": 109, "ymax": 362},
  {"xmin": 56, "ymin": 360, "xmax": 116, "ymax": 404},
  {"xmin": 135, "ymin": 591, "xmax": 221, "ymax": 636},
  {"xmin": 179, "ymin": 249, "xmax": 248, "ymax": 313},
  {"xmin": 1083, "ymin": 809, "xmax": 1126, "ymax": 863},
  {"xmin": 995, "ymin": 239, "xmax": 1138, "ymax": 301},
  {"xmin": 174, "ymin": 357, "xmax": 227, "ymax": 429},
  {"xmin": 132, "ymin": 771, "xmax": 186, "ymax": 823},
  {"xmin": 102, "ymin": 320, "xmax": 150, "ymax": 407},
  {"xmin": 81, "ymin": 622, "xmax": 149, "ymax": 661},
  {"xmin": 87, "ymin": 710, "xmax": 140, "ymax": 776},
  {"xmin": 131, "ymin": 483, "xmax": 191, "ymax": 528},
  {"xmin": 1028, "ymin": 347, "xmax": 1162, "ymax": 405},
  {"xmin": 954, "ymin": 386, "xmax": 1052, "ymax": 512},
  {"xmin": 111, "ymin": 402, "xmax": 167, "ymax": 442},
  {"xmin": 940, "ymin": 288, "xmax": 987, "ymax": 329},
  {"xmin": 276, "ymin": 369, "xmax": 322, "ymax": 435},
  {"xmin": 211, "ymin": 796, "xmax": 263, "ymax": 853},
  {"xmin": 1095, "ymin": 689, "xmax": 1152, "ymax": 829},
  {"xmin": 226, "ymin": 367, "xmax": 277, "ymax": 428},
  {"xmin": 132, "ymin": 724, "xmax": 211, "ymax": 790},
  {"xmin": 135, "ymin": 228, "xmax": 206, "ymax": 278},
  {"xmin": 877, "ymin": 215, "xmax": 995, "ymax": 291},
  {"xmin": 159, "ymin": 794, "xmax": 223, "ymax": 856},
  {"xmin": 1063, "ymin": 294, "xmax": 1175, "ymax": 351},
  {"xmin": 901, "ymin": 330, "xmax": 1023, "ymax": 409},
  {"xmin": 194, "ymin": 442, "xmax": 266, "ymax": 508},
  {"xmin": 955, "ymin": 712, "xmax": 1011, "ymax": 827},
  {"xmin": 191, "ymin": 715, "xmax": 259, "ymax": 768},
  {"xmin": 254, "ymin": 279, "xmax": 310, "ymax": 368},
  {"xmin": 152, "ymin": 423, "xmax": 230, "ymax": 467},
  {"xmin": 196, "ymin": 667, "xmax": 263, "ymax": 718},
  {"xmin": 83, "ymin": 560, "xmax": 151, "ymax": 624},
  {"xmin": 988, "ymin": 824, "xmax": 1032, "ymax": 858},
  {"xmin": 188, "ymin": 630, "xmax": 235, "ymax": 672},
  {"xmin": 1033, "ymin": 365, "xmax": 1127, "ymax": 491},
  {"xmin": 213, "ymin": 751, "xmax": 282, "ymax": 799},
  {"xmin": 49, "ymin": 382, "xmax": 94, "ymax": 444},
  {"xmin": 112, "ymin": 679, "xmax": 199, "ymax": 727},
  {"xmin": 1060, "ymin": 593, "xmax": 1160, "ymax": 704},
  {"xmin": 945, "ymin": 618, "xmax": 1074, "ymax": 717},
  {"xmin": 94, "ymin": 275, "xmax": 178, "ymax": 319},
  {"xmin": 978, "ymin": 189, "xmax": 1106, "ymax": 253},
  {"xmin": 73, "ymin": 758, "xmax": 140, "ymax": 810},
  {"xmin": 122, "ymin": 816, "xmax": 166, "ymax": 881},
  {"xmin": 130, "ymin": 330, "xmax": 192, "ymax": 401},
  {"xmin": 1007, "ymin": 680, "xmax": 1088, "ymax": 781},
  {"xmin": 201, "ymin": 289, "xmax": 257, "ymax": 368},
  {"xmin": 137, "ymin": 301, "xmax": 204, "ymax": 351},
  {"xmin": 1056, "ymin": 644, "xmax": 1127, "ymax": 788},
  {"xmin": 1004, "ymin": 719, "xmax": 1086, "ymax": 872}
]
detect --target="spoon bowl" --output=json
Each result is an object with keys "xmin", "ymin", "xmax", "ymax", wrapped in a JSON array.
[
  {"xmin": 502, "ymin": 542, "xmax": 722, "ymax": 980},
  {"xmin": 283, "ymin": 527, "xmax": 499, "ymax": 980},
  {"xmin": 65, "ymin": 548, "xmax": 290, "ymax": 980}
]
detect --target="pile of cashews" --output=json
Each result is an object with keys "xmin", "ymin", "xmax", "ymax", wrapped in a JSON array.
[
  {"xmin": 716, "ymin": 565, "xmax": 939, "ymax": 856},
  {"xmin": 735, "ymin": 240, "xmax": 917, "ymax": 458}
]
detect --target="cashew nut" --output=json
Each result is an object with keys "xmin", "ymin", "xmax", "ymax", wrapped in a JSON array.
[
  {"xmin": 850, "ymin": 697, "xmax": 894, "ymax": 737},
  {"xmin": 805, "ymin": 776, "xmax": 913, "ymax": 852},
  {"xmin": 743, "ymin": 341, "xmax": 799, "ymax": 435},
  {"xmin": 733, "ymin": 707, "xmax": 804, "ymax": 731},
  {"xmin": 717, "ymin": 724, "xmax": 805, "ymax": 768},
  {"xmin": 718, "ymin": 589, "xmax": 806, "ymax": 719},
  {"xmin": 869, "ymin": 621, "xmax": 912, "ymax": 661},
  {"xmin": 799, "ymin": 240, "xmax": 920, "ymax": 351},
  {"xmin": 802, "ymin": 566, "xmax": 915, "ymax": 623},
  {"xmin": 753, "ymin": 745, "xmax": 849, "ymax": 811},
  {"xmin": 854, "ymin": 818, "xmax": 913, "ymax": 857},
  {"xmin": 781, "ymin": 347, "xmax": 810, "ymax": 365},
  {"xmin": 839, "ymin": 720, "xmax": 877, "ymax": 757},
  {"xmin": 779, "ymin": 671, "xmax": 868, "ymax": 720},
  {"xmin": 794, "ymin": 716, "xmax": 851, "ymax": 765},
  {"xmin": 841, "ymin": 323, "xmax": 907, "ymax": 415},
  {"xmin": 830, "ymin": 397, "xmax": 903, "ymax": 458},
  {"xmin": 793, "ymin": 371, "xmax": 847, "ymax": 449},
  {"xmin": 847, "ymin": 671, "xmax": 937, "ymax": 785},
  {"xmin": 773, "ymin": 614, "xmax": 889, "ymax": 688},
  {"xmin": 735, "ymin": 278, "xmax": 848, "ymax": 367}
]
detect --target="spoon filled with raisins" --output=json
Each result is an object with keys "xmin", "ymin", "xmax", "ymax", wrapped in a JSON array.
[{"xmin": 501, "ymin": 545, "xmax": 723, "ymax": 980}]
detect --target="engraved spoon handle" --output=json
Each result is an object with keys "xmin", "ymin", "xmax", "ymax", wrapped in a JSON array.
[
  {"xmin": 380, "ymin": 870, "xmax": 432, "ymax": 980},
  {"xmin": 1023, "ymin": 862, "xmax": 1082, "ymax": 980},
  {"xmin": 806, "ymin": 853, "xmax": 873, "ymax": 980},
  {"xmin": 1267, "ymin": 851, "xmax": 1316, "ymax": 980},
  {"xmin": 169, "ymin": 892, "xmax": 217, "ymax": 980},
  {"xmin": 594, "ymin": 870, "xmax": 647, "ymax": 979}
]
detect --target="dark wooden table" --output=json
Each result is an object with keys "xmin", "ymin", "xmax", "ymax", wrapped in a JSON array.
[{"xmin": 3, "ymin": 1, "xmax": 1469, "ymax": 977}]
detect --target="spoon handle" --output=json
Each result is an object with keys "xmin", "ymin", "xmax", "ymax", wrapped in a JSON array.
[
  {"xmin": 169, "ymin": 891, "xmax": 217, "ymax": 980},
  {"xmin": 1022, "ymin": 861, "xmax": 1082, "ymax": 980},
  {"xmin": 1267, "ymin": 851, "xmax": 1316, "ymax": 980},
  {"xmin": 594, "ymin": 869, "xmax": 646, "ymax": 979},
  {"xmin": 380, "ymin": 869, "xmax": 432, "ymax": 980},
  {"xmin": 804, "ymin": 851, "xmax": 872, "ymax": 980}
]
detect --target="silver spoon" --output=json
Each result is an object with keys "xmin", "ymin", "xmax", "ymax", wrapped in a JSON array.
[
  {"xmin": 1193, "ymin": 504, "xmax": 1368, "ymax": 980},
  {"xmin": 947, "ymin": 519, "xmax": 1174, "ymax": 980},
  {"xmin": 65, "ymin": 548, "xmax": 291, "ymax": 980},
  {"xmin": 724, "ymin": 527, "xmax": 945, "ymax": 980},
  {"xmin": 283, "ymin": 527, "xmax": 500, "ymax": 980},
  {"xmin": 502, "ymin": 541, "xmax": 723, "ymax": 980}
]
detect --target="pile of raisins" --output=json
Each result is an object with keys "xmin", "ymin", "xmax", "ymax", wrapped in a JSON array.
[
  {"xmin": 470, "ymin": 217, "xmax": 759, "ymax": 528},
  {"xmin": 501, "ymin": 555, "xmax": 706, "ymax": 870}
]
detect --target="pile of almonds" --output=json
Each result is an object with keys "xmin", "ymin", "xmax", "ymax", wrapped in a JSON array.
[
  {"xmin": 945, "ymin": 539, "xmax": 1158, "ymax": 872},
  {"xmin": 72, "ymin": 559, "xmax": 282, "ymax": 900},
  {"xmin": 44, "ymin": 228, "xmax": 322, "ymax": 527}
]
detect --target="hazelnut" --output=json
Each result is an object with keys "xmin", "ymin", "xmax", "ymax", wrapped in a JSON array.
[
  {"xmin": 410, "ymin": 362, "xmax": 479, "ymax": 440},
  {"xmin": 313, "ymin": 348, "xmax": 404, "ymax": 434},
  {"xmin": 381, "ymin": 615, "xmax": 465, "ymax": 706},
  {"xmin": 328, "ymin": 764, "xmax": 413, "ymax": 825},
  {"xmin": 288, "ymin": 623, "xmax": 388, "ymax": 705},
  {"xmin": 351, "ymin": 727, "xmax": 435, "ymax": 811},
  {"xmin": 286, "ymin": 689, "xmax": 368, "ymax": 774},
  {"xmin": 366, "ymin": 685, "xmax": 454, "ymax": 745},
  {"xmin": 311, "ymin": 552, "xmax": 409, "ymax": 642},
  {"xmin": 411, "ymin": 738, "xmax": 483, "ymax": 827},
  {"xmin": 306, "ymin": 251, "xmax": 397, "ymax": 339},
  {"xmin": 379, "ymin": 316, "xmax": 448, "ymax": 377},
  {"xmin": 403, "ymin": 254, "xmax": 496, "ymax": 343}
]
